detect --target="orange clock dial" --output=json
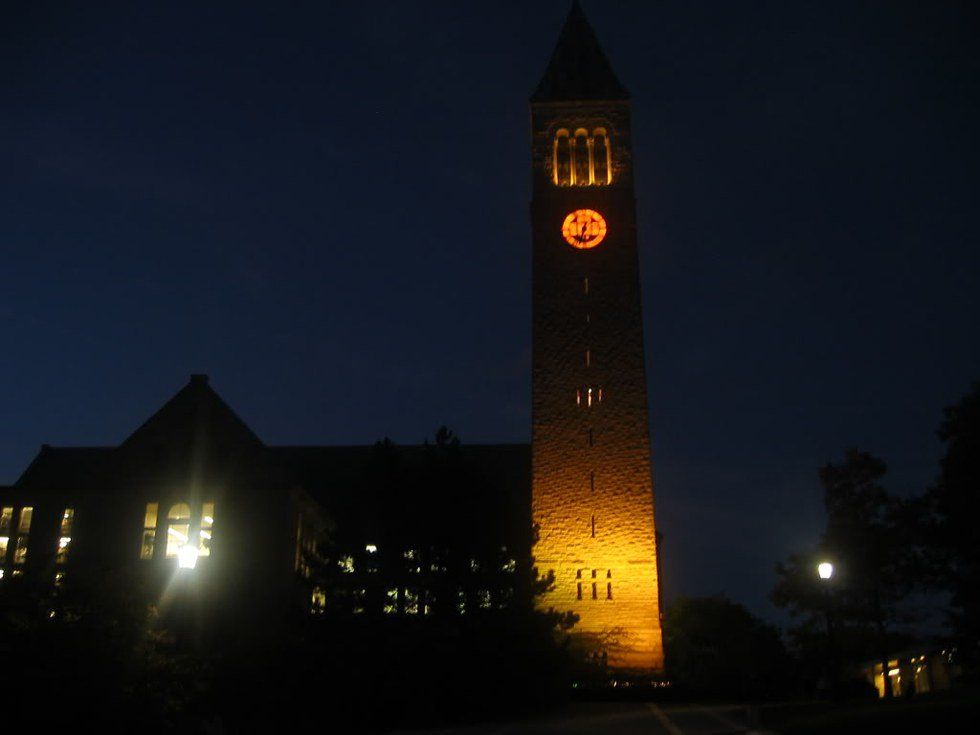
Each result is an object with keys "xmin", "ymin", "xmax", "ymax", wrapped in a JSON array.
[{"xmin": 562, "ymin": 209, "xmax": 607, "ymax": 249}]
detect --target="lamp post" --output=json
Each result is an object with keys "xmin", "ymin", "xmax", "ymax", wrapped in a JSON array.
[{"xmin": 818, "ymin": 561, "xmax": 838, "ymax": 700}]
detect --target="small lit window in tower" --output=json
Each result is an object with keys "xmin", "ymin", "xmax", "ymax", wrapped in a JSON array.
[
  {"xmin": 198, "ymin": 502, "xmax": 214, "ymax": 557},
  {"xmin": 585, "ymin": 349, "xmax": 591, "ymax": 367},
  {"xmin": 54, "ymin": 570, "xmax": 65, "ymax": 588},
  {"xmin": 140, "ymin": 503, "xmax": 158, "ymax": 559},
  {"xmin": 13, "ymin": 507, "xmax": 32, "ymax": 565},
  {"xmin": 56, "ymin": 508, "xmax": 73, "ymax": 564},
  {"xmin": 592, "ymin": 128, "xmax": 611, "ymax": 184},
  {"xmin": 576, "ymin": 389, "xmax": 582, "ymax": 406},
  {"xmin": 166, "ymin": 503, "xmax": 191, "ymax": 558},
  {"xmin": 583, "ymin": 277, "xmax": 589, "ymax": 295},
  {"xmin": 554, "ymin": 129, "xmax": 571, "ymax": 185},
  {"xmin": 572, "ymin": 129, "xmax": 590, "ymax": 185}
]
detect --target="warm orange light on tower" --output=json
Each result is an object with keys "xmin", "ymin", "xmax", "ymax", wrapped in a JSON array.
[{"xmin": 562, "ymin": 209, "xmax": 607, "ymax": 249}]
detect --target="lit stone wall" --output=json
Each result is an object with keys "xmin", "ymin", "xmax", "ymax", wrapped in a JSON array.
[{"xmin": 530, "ymin": 102, "xmax": 664, "ymax": 673}]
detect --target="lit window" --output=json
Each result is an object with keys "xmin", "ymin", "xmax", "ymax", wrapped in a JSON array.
[
  {"xmin": 54, "ymin": 570, "xmax": 65, "ymax": 588},
  {"xmin": 572, "ymin": 129, "xmax": 589, "ymax": 185},
  {"xmin": 0, "ymin": 506, "xmax": 11, "ymax": 566},
  {"xmin": 13, "ymin": 535, "xmax": 29, "ymax": 565},
  {"xmin": 12, "ymin": 507, "xmax": 32, "ymax": 565},
  {"xmin": 384, "ymin": 588, "xmax": 398, "ymax": 615},
  {"xmin": 140, "ymin": 503, "xmax": 158, "ymax": 559},
  {"xmin": 0, "ymin": 569, "xmax": 4, "ymax": 580},
  {"xmin": 17, "ymin": 507, "xmax": 32, "ymax": 534},
  {"xmin": 423, "ymin": 590, "xmax": 436, "ymax": 616},
  {"xmin": 338, "ymin": 555, "xmax": 355, "ymax": 573},
  {"xmin": 166, "ymin": 503, "xmax": 191, "ymax": 558},
  {"xmin": 353, "ymin": 588, "xmax": 366, "ymax": 614},
  {"xmin": 456, "ymin": 588, "xmax": 467, "ymax": 615},
  {"xmin": 57, "ymin": 508, "xmax": 74, "ymax": 564},
  {"xmin": 198, "ymin": 502, "xmax": 214, "ymax": 557},
  {"xmin": 553, "ymin": 129, "xmax": 571, "ymax": 185},
  {"xmin": 578, "ymin": 386, "xmax": 603, "ymax": 407},
  {"xmin": 501, "ymin": 557, "xmax": 516, "ymax": 573},
  {"xmin": 365, "ymin": 543, "xmax": 378, "ymax": 554},
  {"xmin": 311, "ymin": 586, "xmax": 326, "ymax": 614},
  {"xmin": 469, "ymin": 558, "xmax": 480, "ymax": 572},
  {"xmin": 478, "ymin": 589, "xmax": 491, "ymax": 609},
  {"xmin": 592, "ymin": 128, "xmax": 611, "ymax": 184},
  {"xmin": 404, "ymin": 587, "xmax": 419, "ymax": 615},
  {"xmin": 404, "ymin": 549, "xmax": 420, "ymax": 573}
]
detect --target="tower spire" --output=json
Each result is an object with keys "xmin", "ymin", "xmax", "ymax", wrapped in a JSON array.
[{"xmin": 531, "ymin": 1, "xmax": 629, "ymax": 102}]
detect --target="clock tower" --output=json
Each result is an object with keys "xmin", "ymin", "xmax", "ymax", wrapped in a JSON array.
[{"xmin": 530, "ymin": 2, "xmax": 664, "ymax": 673}]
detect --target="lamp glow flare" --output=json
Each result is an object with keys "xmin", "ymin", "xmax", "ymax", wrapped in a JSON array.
[
  {"xmin": 818, "ymin": 562, "xmax": 834, "ymax": 580},
  {"xmin": 178, "ymin": 544, "xmax": 199, "ymax": 570}
]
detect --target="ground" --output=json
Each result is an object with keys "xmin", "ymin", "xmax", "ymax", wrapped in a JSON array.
[{"xmin": 392, "ymin": 688, "xmax": 980, "ymax": 734}]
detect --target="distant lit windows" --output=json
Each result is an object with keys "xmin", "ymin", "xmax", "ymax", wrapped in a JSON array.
[
  {"xmin": 384, "ymin": 588, "xmax": 398, "ymax": 615},
  {"xmin": 404, "ymin": 587, "xmax": 419, "ymax": 615},
  {"xmin": 552, "ymin": 127, "xmax": 613, "ymax": 186},
  {"xmin": 56, "ymin": 508, "xmax": 74, "ymax": 564},
  {"xmin": 311, "ymin": 586, "xmax": 326, "ymax": 614},
  {"xmin": 140, "ymin": 501, "xmax": 214, "ymax": 562},
  {"xmin": 140, "ymin": 503, "xmax": 158, "ymax": 559},
  {"xmin": 477, "ymin": 589, "xmax": 491, "ymax": 609},
  {"xmin": 13, "ymin": 507, "xmax": 32, "ymax": 565},
  {"xmin": 404, "ymin": 549, "xmax": 420, "ymax": 573},
  {"xmin": 456, "ymin": 588, "xmax": 467, "ymax": 615},
  {"xmin": 0, "ymin": 506, "xmax": 12, "ymax": 564},
  {"xmin": 166, "ymin": 503, "xmax": 191, "ymax": 558},
  {"xmin": 338, "ymin": 555, "xmax": 355, "ymax": 573},
  {"xmin": 352, "ymin": 588, "xmax": 366, "ymax": 614}
]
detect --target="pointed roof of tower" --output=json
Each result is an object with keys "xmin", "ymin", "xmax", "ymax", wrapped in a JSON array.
[{"xmin": 531, "ymin": 1, "xmax": 629, "ymax": 103}]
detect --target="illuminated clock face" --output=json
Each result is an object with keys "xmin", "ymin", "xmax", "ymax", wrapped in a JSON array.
[{"xmin": 562, "ymin": 209, "xmax": 607, "ymax": 249}]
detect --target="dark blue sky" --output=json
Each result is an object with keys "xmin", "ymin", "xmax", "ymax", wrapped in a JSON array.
[{"xmin": 3, "ymin": 1, "xmax": 978, "ymax": 623}]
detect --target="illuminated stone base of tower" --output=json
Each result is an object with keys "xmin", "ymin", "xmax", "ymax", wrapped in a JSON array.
[{"xmin": 537, "ymin": 560, "xmax": 665, "ymax": 673}]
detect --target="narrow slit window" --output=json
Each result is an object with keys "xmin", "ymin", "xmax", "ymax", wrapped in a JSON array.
[
  {"xmin": 577, "ymin": 582, "xmax": 583, "ymax": 600},
  {"xmin": 583, "ymin": 277, "xmax": 589, "ymax": 295},
  {"xmin": 591, "ymin": 514, "xmax": 596, "ymax": 538},
  {"xmin": 590, "ymin": 472, "xmax": 595, "ymax": 492},
  {"xmin": 585, "ymin": 349, "xmax": 591, "ymax": 367},
  {"xmin": 607, "ymin": 582, "xmax": 613, "ymax": 600},
  {"xmin": 591, "ymin": 582, "xmax": 598, "ymax": 600},
  {"xmin": 141, "ymin": 503, "xmax": 158, "ymax": 560}
]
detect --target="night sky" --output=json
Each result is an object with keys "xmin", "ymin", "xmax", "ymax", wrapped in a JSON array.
[{"xmin": 3, "ymin": 1, "xmax": 978, "ymax": 623}]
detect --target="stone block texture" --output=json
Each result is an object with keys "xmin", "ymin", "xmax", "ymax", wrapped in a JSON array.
[{"xmin": 530, "ymin": 101, "xmax": 664, "ymax": 673}]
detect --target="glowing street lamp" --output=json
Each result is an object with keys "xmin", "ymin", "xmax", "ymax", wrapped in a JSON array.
[
  {"xmin": 177, "ymin": 543, "xmax": 199, "ymax": 570},
  {"xmin": 818, "ymin": 560, "xmax": 837, "ymax": 699}
]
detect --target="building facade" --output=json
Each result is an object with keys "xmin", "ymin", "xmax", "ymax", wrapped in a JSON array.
[
  {"xmin": 1, "ymin": 3, "xmax": 664, "ymax": 674},
  {"xmin": 530, "ymin": 4, "xmax": 665, "ymax": 672}
]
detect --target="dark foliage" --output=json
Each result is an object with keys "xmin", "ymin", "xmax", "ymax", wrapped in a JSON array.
[{"xmin": 664, "ymin": 595, "xmax": 794, "ymax": 699}]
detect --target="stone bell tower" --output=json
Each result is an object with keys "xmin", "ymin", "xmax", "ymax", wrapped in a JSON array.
[{"xmin": 530, "ymin": 2, "xmax": 664, "ymax": 672}]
